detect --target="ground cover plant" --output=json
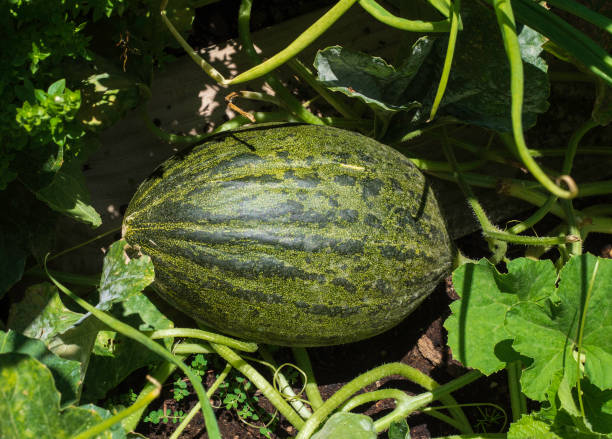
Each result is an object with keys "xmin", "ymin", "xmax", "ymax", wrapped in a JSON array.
[{"xmin": 0, "ymin": 0, "xmax": 611, "ymax": 438}]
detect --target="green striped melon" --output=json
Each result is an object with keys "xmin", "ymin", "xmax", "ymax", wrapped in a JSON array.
[{"xmin": 123, "ymin": 124, "xmax": 452, "ymax": 346}]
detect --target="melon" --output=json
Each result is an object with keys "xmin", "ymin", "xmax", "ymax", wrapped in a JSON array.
[{"xmin": 123, "ymin": 124, "xmax": 452, "ymax": 346}]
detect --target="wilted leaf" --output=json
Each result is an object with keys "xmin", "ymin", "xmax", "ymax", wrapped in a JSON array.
[
  {"xmin": 314, "ymin": 38, "xmax": 434, "ymax": 115},
  {"xmin": 0, "ymin": 353, "xmax": 111, "ymax": 439},
  {"xmin": 311, "ymin": 412, "xmax": 377, "ymax": 439},
  {"xmin": 97, "ymin": 239, "xmax": 155, "ymax": 311},
  {"xmin": 0, "ymin": 330, "xmax": 80, "ymax": 407}
]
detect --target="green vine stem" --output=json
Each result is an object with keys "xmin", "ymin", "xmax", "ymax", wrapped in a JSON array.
[
  {"xmin": 581, "ymin": 204, "xmax": 612, "ymax": 217},
  {"xmin": 506, "ymin": 361, "xmax": 526, "ymax": 421},
  {"xmin": 173, "ymin": 341, "xmax": 215, "ymax": 355},
  {"xmin": 429, "ymin": 0, "xmax": 460, "ymax": 120},
  {"xmin": 45, "ymin": 265, "xmax": 222, "ymax": 439},
  {"xmin": 237, "ymin": 0, "xmax": 325, "ymax": 125},
  {"xmin": 441, "ymin": 135, "xmax": 573, "ymax": 250},
  {"xmin": 210, "ymin": 342, "xmax": 306, "ymax": 430},
  {"xmin": 122, "ymin": 359, "xmax": 180, "ymax": 432},
  {"xmin": 147, "ymin": 328, "xmax": 258, "ymax": 353},
  {"xmin": 259, "ymin": 346, "xmax": 313, "ymax": 419},
  {"xmin": 390, "ymin": 116, "xmax": 460, "ymax": 144},
  {"xmin": 410, "ymin": 157, "xmax": 486, "ymax": 172},
  {"xmin": 499, "ymin": 145, "xmax": 612, "ymax": 159},
  {"xmin": 424, "ymin": 402, "xmax": 508, "ymax": 433},
  {"xmin": 47, "ymin": 226, "xmax": 121, "ymax": 262},
  {"xmin": 508, "ymin": 194, "xmax": 557, "ymax": 235},
  {"xmin": 160, "ymin": 0, "xmax": 228, "ymax": 84},
  {"xmin": 423, "ymin": 407, "xmax": 472, "ymax": 432},
  {"xmin": 287, "ymin": 58, "xmax": 361, "ymax": 119},
  {"xmin": 562, "ymin": 119, "xmax": 599, "ymax": 175},
  {"xmin": 292, "ymin": 347, "xmax": 325, "ymax": 411},
  {"xmin": 26, "ymin": 267, "xmax": 101, "ymax": 286},
  {"xmin": 492, "ymin": 0, "xmax": 577, "ymax": 199},
  {"xmin": 231, "ymin": 0, "xmax": 359, "ymax": 85},
  {"xmin": 169, "ymin": 362, "xmax": 233, "ymax": 439},
  {"xmin": 563, "ymin": 118, "xmax": 598, "ymax": 255},
  {"xmin": 340, "ymin": 388, "xmax": 434, "ymax": 432},
  {"xmin": 575, "ymin": 258, "xmax": 600, "ymax": 417},
  {"xmin": 74, "ymin": 376, "xmax": 161, "ymax": 439},
  {"xmin": 358, "ymin": 0, "xmax": 453, "ymax": 32},
  {"xmin": 544, "ymin": 0, "xmax": 612, "ymax": 31},
  {"xmin": 295, "ymin": 366, "xmax": 481, "ymax": 439}
]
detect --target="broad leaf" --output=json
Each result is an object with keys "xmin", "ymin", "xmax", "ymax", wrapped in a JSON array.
[
  {"xmin": 508, "ymin": 414, "xmax": 562, "ymax": 439},
  {"xmin": 81, "ymin": 292, "xmax": 172, "ymax": 402},
  {"xmin": 311, "ymin": 412, "xmax": 377, "ymax": 439},
  {"xmin": 34, "ymin": 158, "xmax": 101, "ymax": 227},
  {"xmin": 0, "ymin": 330, "xmax": 80, "ymax": 407},
  {"xmin": 444, "ymin": 258, "xmax": 556, "ymax": 374},
  {"xmin": 97, "ymin": 239, "xmax": 154, "ymax": 312},
  {"xmin": 314, "ymin": 38, "xmax": 434, "ymax": 116},
  {"xmin": 506, "ymin": 254, "xmax": 612, "ymax": 401},
  {"xmin": 8, "ymin": 282, "xmax": 82, "ymax": 343},
  {"xmin": 0, "ymin": 353, "xmax": 111, "ymax": 439}
]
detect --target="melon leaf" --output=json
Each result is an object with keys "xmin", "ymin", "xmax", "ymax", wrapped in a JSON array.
[
  {"xmin": 97, "ymin": 239, "xmax": 155, "ymax": 312},
  {"xmin": 314, "ymin": 39, "xmax": 432, "ymax": 116},
  {"xmin": 33, "ymin": 153, "xmax": 102, "ymax": 228},
  {"xmin": 0, "ymin": 353, "xmax": 112, "ymax": 439},
  {"xmin": 0, "ymin": 329, "xmax": 80, "ymax": 407},
  {"xmin": 444, "ymin": 258, "xmax": 556, "ymax": 375},
  {"xmin": 506, "ymin": 254, "xmax": 612, "ymax": 401}
]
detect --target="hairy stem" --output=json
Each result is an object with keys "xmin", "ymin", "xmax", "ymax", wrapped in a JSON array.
[{"xmin": 292, "ymin": 347, "xmax": 324, "ymax": 411}]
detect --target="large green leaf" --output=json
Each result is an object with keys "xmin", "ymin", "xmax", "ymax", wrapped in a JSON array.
[
  {"xmin": 314, "ymin": 38, "xmax": 434, "ymax": 116},
  {"xmin": 506, "ymin": 254, "xmax": 612, "ymax": 401},
  {"xmin": 0, "ymin": 353, "xmax": 111, "ymax": 439},
  {"xmin": 311, "ymin": 412, "xmax": 377, "ymax": 439},
  {"xmin": 34, "ymin": 157, "xmax": 101, "ymax": 227},
  {"xmin": 508, "ymin": 414, "xmax": 562, "ymax": 439},
  {"xmin": 0, "ymin": 330, "xmax": 80, "ymax": 407},
  {"xmin": 444, "ymin": 258, "xmax": 556, "ymax": 374}
]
